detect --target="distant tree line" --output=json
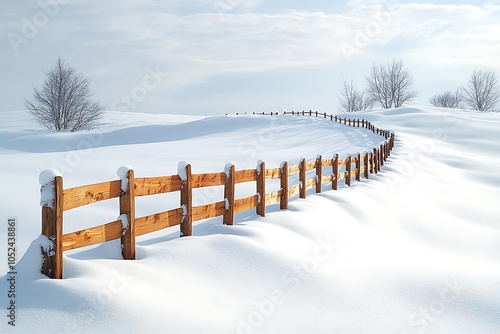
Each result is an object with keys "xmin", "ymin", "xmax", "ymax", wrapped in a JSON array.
[{"xmin": 338, "ymin": 58, "xmax": 499, "ymax": 113}]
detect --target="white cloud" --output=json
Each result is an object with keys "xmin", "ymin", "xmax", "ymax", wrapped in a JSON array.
[{"xmin": 1, "ymin": 1, "xmax": 499, "ymax": 114}]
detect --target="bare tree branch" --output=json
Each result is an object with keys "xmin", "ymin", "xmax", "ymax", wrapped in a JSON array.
[
  {"xmin": 338, "ymin": 78, "xmax": 374, "ymax": 113},
  {"xmin": 429, "ymin": 89, "xmax": 462, "ymax": 109},
  {"xmin": 461, "ymin": 69, "xmax": 500, "ymax": 112},
  {"xmin": 25, "ymin": 56, "xmax": 104, "ymax": 132},
  {"xmin": 365, "ymin": 58, "xmax": 418, "ymax": 109}
]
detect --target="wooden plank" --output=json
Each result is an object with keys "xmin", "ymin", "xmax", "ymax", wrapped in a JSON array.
[
  {"xmin": 235, "ymin": 195, "xmax": 258, "ymax": 214},
  {"xmin": 288, "ymin": 163, "xmax": 301, "ymax": 176},
  {"xmin": 62, "ymin": 220, "xmax": 123, "ymax": 251},
  {"xmin": 192, "ymin": 172, "xmax": 226, "ymax": 188},
  {"xmin": 223, "ymin": 164, "xmax": 235, "ymax": 225},
  {"xmin": 265, "ymin": 190, "xmax": 282, "ymax": 206},
  {"xmin": 322, "ymin": 158, "xmax": 333, "ymax": 167},
  {"xmin": 281, "ymin": 162, "xmax": 289, "ymax": 210},
  {"xmin": 135, "ymin": 208, "xmax": 183, "ymax": 236},
  {"xmin": 235, "ymin": 169, "xmax": 257, "ymax": 184},
  {"xmin": 265, "ymin": 167, "xmax": 281, "ymax": 179},
  {"xmin": 193, "ymin": 201, "xmax": 226, "ymax": 222},
  {"xmin": 256, "ymin": 161, "xmax": 266, "ymax": 217},
  {"xmin": 134, "ymin": 176, "xmax": 181, "ymax": 197},
  {"xmin": 180, "ymin": 164, "xmax": 193, "ymax": 236},
  {"xmin": 305, "ymin": 177, "xmax": 316, "ymax": 191},
  {"xmin": 288, "ymin": 184, "xmax": 300, "ymax": 199},
  {"xmin": 120, "ymin": 169, "xmax": 135, "ymax": 260},
  {"xmin": 350, "ymin": 169, "xmax": 357, "ymax": 178},
  {"xmin": 41, "ymin": 175, "xmax": 63, "ymax": 279},
  {"xmin": 321, "ymin": 175, "xmax": 333, "ymax": 184},
  {"xmin": 63, "ymin": 180, "xmax": 121, "ymax": 211},
  {"xmin": 300, "ymin": 158, "xmax": 306, "ymax": 199},
  {"xmin": 338, "ymin": 158, "xmax": 347, "ymax": 166},
  {"xmin": 305, "ymin": 160, "xmax": 316, "ymax": 171}
]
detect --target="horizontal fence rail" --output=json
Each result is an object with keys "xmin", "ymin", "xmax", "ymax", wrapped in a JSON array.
[{"xmin": 39, "ymin": 111, "xmax": 395, "ymax": 278}]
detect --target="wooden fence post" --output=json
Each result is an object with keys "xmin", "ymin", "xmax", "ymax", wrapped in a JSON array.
[
  {"xmin": 41, "ymin": 175, "xmax": 63, "ymax": 279},
  {"xmin": 224, "ymin": 164, "xmax": 235, "ymax": 225},
  {"xmin": 120, "ymin": 168, "xmax": 136, "ymax": 260},
  {"xmin": 373, "ymin": 148, "xmax": 379, "ymax": 173},
  {"xmin": 180, "ymin": 163, "xmax": 193, "ymax": 236},
  {"xmin": 280, "ymin": 161, "xmax": 289, "ymax": 210},
  {"xmin": 380, "ymin": 144, "xmax": 384, "ymax": 167},
  {"xmin": 364, "ymin": 153, "xmax": 369, "ymax": 179},
  {"xmin": 257, "ymin": 161, "xmax": 266, "ymax": 217},
  {"xmin": 369, "ymin": 152, "xmax": 374, "ymax": 174},
  {"xmin": 300, "ymin": 158, "xmax": 306, "ymax": 199},
  {"xmin": 332, "ymin": 154, "xmax": 339, "ymax": 190},
  {"xmin": 346, "ymin": 155, "xmax": 351, "ymax": 186},
  {"xmin": 316, "ymin": 155, "xmax": 322, "ymax": 193},
  {"xmin": 356, "ymin": 153, "xmax": 361, "ymax": 182}
]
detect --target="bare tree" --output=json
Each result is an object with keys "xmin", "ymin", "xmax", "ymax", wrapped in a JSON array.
[
  {"xmin": 25, "ymin": 56, "xmax": 104, "ymax": 132},
  {"xmin": 365, "ymin": 58, "xmax": 418, "ymax": 109},
  {"xmin": 461, "ymin": 69, "xmax": 500, "ymax": 112},
  {"xmin": 338, "ymin": 78, "xmax": 374, "ymax": 113},
  {"xmin": 429, "ymin": 89, "xmax": 462, "ymax": 108}
]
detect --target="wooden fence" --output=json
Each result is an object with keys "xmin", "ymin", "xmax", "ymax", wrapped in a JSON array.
[{"xmin": 40, "ymin": 111, "xmax": 395, "ymax": 278}]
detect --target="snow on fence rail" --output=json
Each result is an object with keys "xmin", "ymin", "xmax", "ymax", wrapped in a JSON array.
[{"xmin": 39, "ymin": 111, "xmax": 395, "ymax": 278}]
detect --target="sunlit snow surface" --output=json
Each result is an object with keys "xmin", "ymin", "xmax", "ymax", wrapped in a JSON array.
[{"xmin": 0, "ymin": 108, "xmax": 499, "ymax": 333}]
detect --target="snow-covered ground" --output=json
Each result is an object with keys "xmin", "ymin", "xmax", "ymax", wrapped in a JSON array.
[{"xmin": 0, "ymin": 107, "xmax": 499, "ymax": 333}]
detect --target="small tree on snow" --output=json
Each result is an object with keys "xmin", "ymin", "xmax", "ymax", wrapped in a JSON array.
[
  {"xmin": 25, "ymin": 56, "xmax": 104, "ymax": 132},
  {"xmin": 338, "ymin": 78, "xmax": 374, "ymax": 113},
  {"xmin": 429, "ymin": 89, "xmax": 462, "ymax": 109},
  {"xmin": 365, "ymin": 58, "xmax": 418, "ymax": 109},
  {"xmin": 461, "ymin": 68, "xmax": 500, "ymax": 112}
]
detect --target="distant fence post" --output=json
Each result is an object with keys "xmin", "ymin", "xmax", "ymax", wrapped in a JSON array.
[
  {"xmin": 332, "ymin": 154, "xmax": 339, "ymax": 190},
  {"xmin": 280, "ymin": 161, "xmax": 289, "ymax": 210},
  {"xmin": 316, "ymin": 155, "xmax": 322, "ymax": 193},
  {"xmin": 346, "ymin": 155, "xmax": 351, "ymax": 186},
  {"xmin": 257, "ymin": 161, "xmax": 266, "ymax": 217},
  {"xmin": 224, "ymin": 164, "xmax": 235, "ymax": 225},
  {"xmin": 379, "ymin": 144, "xmax": 384, "ymax": 167},
  {"xmin": 120, "ymin": 168, "xmax": 136, "ymax": 260},
  {"xmin": 180, "ymin": 163, "xmax": 193, "ymax": 236},
  {"xmin": 41, "ymin": 175, "xmax": 63, "ymax": 279}
]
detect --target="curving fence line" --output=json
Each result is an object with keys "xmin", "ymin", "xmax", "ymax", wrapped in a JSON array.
[{"xmin": 39, "ymin": 111, "xmax": 395, "ymax": 278}]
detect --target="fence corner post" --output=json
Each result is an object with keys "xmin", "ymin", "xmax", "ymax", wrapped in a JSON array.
[
  {"xmin": 119, "ymin": 167, "xmax": 136, "ymax": 260},
  {"xmin": 224, "ymin": 164, "xmax": 235, "ymax": 225},
  {"xmin": 180, "ymin": 163, "xmax": 193, "ymax": 236},
  {"xmin": 41, "ymin": 172, "xmax": 63, "ymax": 279}
]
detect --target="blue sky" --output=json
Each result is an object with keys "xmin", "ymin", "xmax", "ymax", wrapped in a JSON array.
[{"xmin": 1, "ymin": 0, "xmax": 499, "ymax": 115}]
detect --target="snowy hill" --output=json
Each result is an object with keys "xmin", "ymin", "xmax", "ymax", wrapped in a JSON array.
[{"xmin": 0, "ymin": 107, "xmax": 499, "ymax": 333}]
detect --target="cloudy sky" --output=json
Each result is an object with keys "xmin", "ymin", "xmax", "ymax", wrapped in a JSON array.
[{"xmin": 1, "ymin": 0, "xmax": 499, "ymax": 115}]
